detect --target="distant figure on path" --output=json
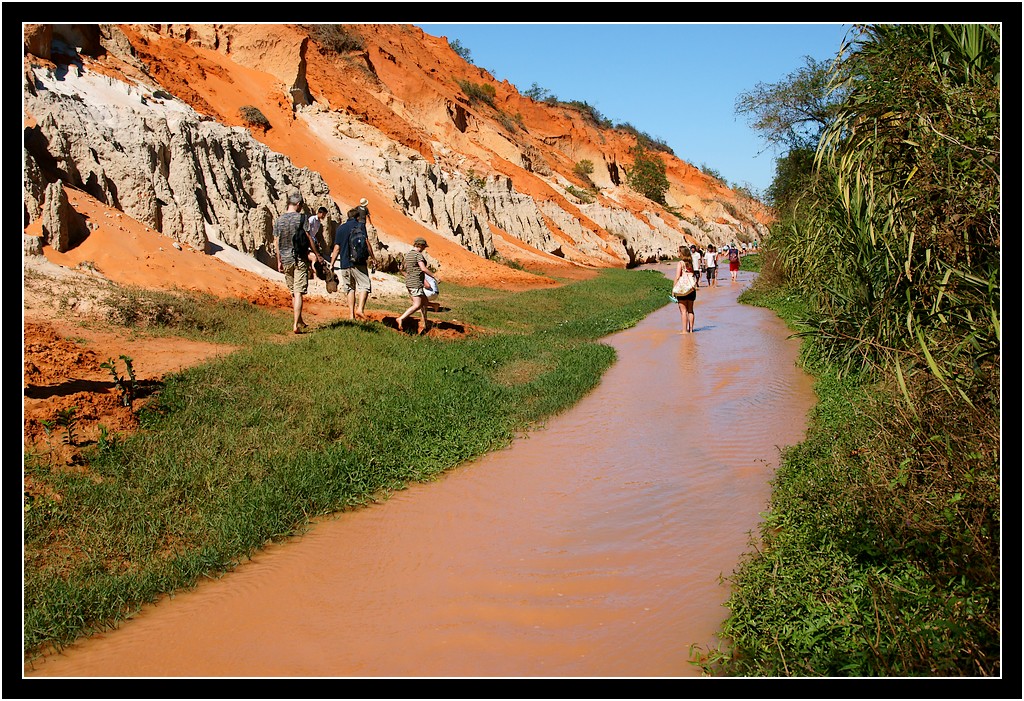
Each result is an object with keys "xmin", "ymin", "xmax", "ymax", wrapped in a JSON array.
[
  {"xmin": 690, "ymin": 245, "xmax": 703, "ymax": 287},
  {"xmin": 330, "ymin": 208, "xmax": 378, "ymax": 319},
  {"xmin": 275, "ymin": 190, "xmax": 312, "ymax": 334},
  {"xmin": 704, "ymin": 244, "xmax": 718, "ymax": 287},
  {"xmin": 727, "ymin": 245, "xmax": 741, "ymax": 282},
  {"xmin": 672, "ymin": 246, "xmax": 698, "ymax": 333},
  {"xmin": 396, "ymin": 237, "xmax": 435, "ymax": 335}
]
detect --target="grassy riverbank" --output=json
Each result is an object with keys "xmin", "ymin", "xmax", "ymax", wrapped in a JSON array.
[
  {"xmin": 23, "ymin": 268, "xmax": 669, "ymax": 660},
  {"xmin": 694, "ymin": 261, "xmax": 1001, "ymax": 676},
  {"xmin": 701, "ymin": 25, "xmax": 1001, "ymax": 677}
]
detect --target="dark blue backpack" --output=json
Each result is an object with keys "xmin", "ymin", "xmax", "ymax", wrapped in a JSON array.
[{"xmin": 349, "ymin": 220, "xmax": 369, "ymax": 265}]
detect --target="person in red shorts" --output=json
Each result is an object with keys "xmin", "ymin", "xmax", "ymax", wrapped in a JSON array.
[{"xmin": 727, "ymin": 244, "xmax": 741, "ymax": 282}]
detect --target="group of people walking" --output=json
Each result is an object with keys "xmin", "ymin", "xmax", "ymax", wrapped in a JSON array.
[
  {"xmin": 273, "ymin": 191, "xmax": 438, "ymax": 335},
  {"xmin": 276, "ymin": 190, "xmax": 743, "ymax": 339},
  {"xmin": 671, "ymin": 242, "xmax": 743, "ymax": 334},
  {"xmin": 685, "ymin": 242, "xmax": 742, "ymax": 289}
]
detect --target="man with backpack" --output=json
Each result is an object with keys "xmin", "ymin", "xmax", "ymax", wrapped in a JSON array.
[
  {"xmin": 329, "ymin": 207, "xmax": 378, "ymax": 319},
  {"xmin": 727, "ymin": 244, "xmax": 741, "ymax": 282},
  {"xmin": 274, "ymin": 190, "xmax": 313, "ymax": 334}
]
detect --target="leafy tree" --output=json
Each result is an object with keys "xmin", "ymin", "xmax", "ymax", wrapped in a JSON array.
[
  {"xmin": 449, "ymin": 38, "xmax": 472, "ymax": 63},
  {"xmin": 524, "ymin": 82, "xmax": 552, "ymax": 101},
  {"xmin": 573, "ymin": 159, "xmax": 594, "ymax": 177},
  {"xmin": 764, "ymin": 146, "xmax": 817, "ymax": 213},
  {"xmin": 625, "ymin": 145, "xmax": 669, "ymax": 204},
  {"xmin": 735, "ymin": 51, "xmax": 850, "ymax": 210},
  {"xmin": 735, "ymin": 54, "xmax": 847, "ymax": 152}
]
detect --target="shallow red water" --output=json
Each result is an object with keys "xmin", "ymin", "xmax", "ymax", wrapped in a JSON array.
[{"xmin": 24, "ymin": 267, "xmax": 816, "ymax": 679}]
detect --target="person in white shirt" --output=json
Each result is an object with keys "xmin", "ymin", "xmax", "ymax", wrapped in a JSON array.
[
  {"xmin": 704, "ymin": 245, "xmax": 719, "ymax": 287},
  {"xmin": 690, "ymin": 245, "xmax": 703, "ymax": 287}
]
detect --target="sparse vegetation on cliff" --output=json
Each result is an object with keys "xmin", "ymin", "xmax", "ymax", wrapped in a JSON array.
[
  {"xmin": 615, "ymin": 123, "xmax": 674, "ymax": 155},
  {"xmin": 455, "ymin": 79, "xmax": 496, "ymax": 107},
  {"xmin": 306, "ymin": 24, "xmax": 364, "ymax": 54},
  {"xmin": 626, "ymin": 144, "xmax": 670, "ymax": 205},
  {"xmin": 449, "ymin": 38, "xmax": 472, "ymax": 63},
  {"xmin": 238, "ymin": 105, "xmax": 270, "ymax": 129},
  {"xmin": 564, "ymin": 184, "xmax": 595, "ymax": 203}
]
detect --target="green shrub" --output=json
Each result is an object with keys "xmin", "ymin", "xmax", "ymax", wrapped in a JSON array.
[
  {"xmin": 524, "ymin": 82, "xmax": 552, "ymax": 101},
  {"xmin": 699, "ymin": 163, "xmax": 725, "ymax": 183},
  {"xmin": 625, "ymin": 144, "xmax": 669, "ymax": 204},
  {"xmin": 564, "ymin": 185, "xmax": 594, "ymax": 203},
  {"xmin": 449, "ymin": 38, "xmax": 472, "ymax": 63},
  {"xmin": 455, "ymin": 79, "xmax": 496, "ymax": 107},
  {"xmin": 238, "ymin": 105, "xmax": 270, "ymax": 129},
  {"xmin": 615, "ymin": 123, "xmax": 674, "ymax": 155},
  {"xmin": 563, "ymin": 100, "xmax": 606, "ymax": 127},
  {"xmin": 307, "ymin": 24, "xmax": 363, "ymax": 53},
  {"xmin": 573, "ymin": 159, "xmax": 594, "ymax": 177},
  {"xmin": 496, "ymin": 111, "xmax": 519, "ymax": 134}
]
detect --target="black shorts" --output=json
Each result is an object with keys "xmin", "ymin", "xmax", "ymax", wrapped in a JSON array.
[{"xmin": 674, "ymin": 289, "xmax": 696, "ymax": 302}]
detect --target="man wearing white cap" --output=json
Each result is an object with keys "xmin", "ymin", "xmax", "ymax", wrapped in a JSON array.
[{"xmin": 356, "ymin": 197, "xmax": 373, "ymax": 233}]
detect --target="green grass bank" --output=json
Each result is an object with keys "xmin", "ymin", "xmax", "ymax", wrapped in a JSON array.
[{"xmin": 693, "ymin": 254, "xmax": 1001, "ymax": 677}]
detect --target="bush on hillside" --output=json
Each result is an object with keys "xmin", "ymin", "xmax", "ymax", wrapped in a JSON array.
[
  {"xmin": 307, "ymin": 24, "xmax": 364, "ymax": 53},
  {"xmin": 239, "ymin": 105, "xmax": 270, "ymax": 129}
]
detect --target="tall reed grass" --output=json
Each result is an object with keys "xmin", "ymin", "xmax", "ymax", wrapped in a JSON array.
[{"xmin": 694, "ymin": 24, "xmax": 1001, "ymax": 677}]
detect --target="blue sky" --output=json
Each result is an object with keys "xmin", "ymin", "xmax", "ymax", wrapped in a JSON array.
[{"xmin": 416, "ymin": 23, "xmax": 854, "ymax": 197}]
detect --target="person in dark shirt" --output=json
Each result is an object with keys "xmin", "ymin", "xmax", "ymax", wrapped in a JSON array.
[{"xmin": 329, "ymin": 208, "xmax": 377, "ymax": 319}]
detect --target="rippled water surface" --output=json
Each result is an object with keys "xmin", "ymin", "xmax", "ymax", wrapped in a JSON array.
[{"xmin": 25, "ymin": 266, "xmax": 816, "ymax": 678}]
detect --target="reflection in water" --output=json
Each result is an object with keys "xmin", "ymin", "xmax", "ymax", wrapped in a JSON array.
[{"xmin": 25, "ymin": 267, "xmax": 816, "ymax": 678}]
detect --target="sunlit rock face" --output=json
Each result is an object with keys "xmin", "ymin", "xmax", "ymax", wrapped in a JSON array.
[{"xmin": 23, "ymin": 22, "xmax": 772, "ymax": 280}]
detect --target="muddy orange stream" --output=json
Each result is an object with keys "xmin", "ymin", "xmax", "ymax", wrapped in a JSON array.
[{"xmin": 24, "ymin": 267, "xmax": 816, "ymax": 678}]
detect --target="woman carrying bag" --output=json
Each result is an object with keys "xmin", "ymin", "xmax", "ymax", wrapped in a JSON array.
[{"xmin": 671, "ymin": 246, "xmax": 699, "ymax": 333}]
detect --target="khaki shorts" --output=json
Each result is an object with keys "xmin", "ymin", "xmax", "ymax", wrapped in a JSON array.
[
  {"xmin": 284, "ymin": 260, "xmax": 309, "ymax": 295},
  {"xmin": 341, "ymin": 265, "xmax": 371, "ymax": 294}
]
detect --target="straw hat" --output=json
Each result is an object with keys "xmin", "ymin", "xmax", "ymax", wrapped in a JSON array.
[{"xmin": 359, "ymin": 198, "xmax": 369, "ymax": 207}]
